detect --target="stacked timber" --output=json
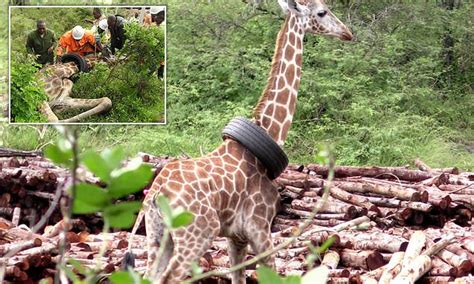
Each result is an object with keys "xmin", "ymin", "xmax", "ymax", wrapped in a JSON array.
[{"xmin": 0, "ymin": 151, "xmax": 472, "ymax": 283}]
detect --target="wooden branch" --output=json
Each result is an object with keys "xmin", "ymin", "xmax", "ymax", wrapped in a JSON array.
[
  {"xmin": 338, "ymin": 249, "xmax": 384, "ymax": 270},
  {"xmin": 18, "ymin": 242, "xmax": 58, "ymax": 256},
  {"xmin": 335, "ymin": 181, "xmax": 425, "ymax": 201},
  {"xmin": 392, "ymin": 254, "xmax": 431, "ymax": 283},
  {"xmin": 307, "ymin": 165, "xmax": 434, "ymax": 182},
  {"xmin": 0, "ymin": 148, "xmax": 42, "ymax": 157},
  {"xmin": 414, "ymin": 159, "xmax": 432, "ymax": 172},
  {"xmin": 11, "ymin": 208, "xmax": 21, "ymax": 227},
  {"xmin": 435, "ymin": 247, "xmax": 472, "ymax": 276},
  {"xmin": 330, "ymin": 216, "xmax": 370, "ymax": 232},
  {"xmin": 338, "ymin": 231, "xmax": 408, "ymax": 253},
  {"xmin": 460, "ymin": 237, "xmax": 474, "ymax": 254},
  {"xmin": 291, "ymin": 199, "xmax": 358, "ymax": 218},
  {"xmin": 0, "ymin": 238, "xmax": 42, "ymax": 256},
  {"xmin": 0, "ymin": 218, "xmax": 14, "ymax": 231},
  {"xmin": 283, "ymin": 206, "xmax": 350, "ymax": 220},
  {"xmin": 422, "ymin": 235, "xmax": 455, "ymax": 256},
  {"xmin": 321, "ymin": 250, "xmax": 339, "ymax": 269},
  {"xmin": 364, "ymin": 196, "xmax": 433, "ymax": 212},
  {"xmin": 2, "ymin": 227, "xmax": 46, "ymax": 242},
  {"xmin": 42, "ymin": 220, "xmax": 72, "ymax": 238},
  {"xmin": 363, "ymin": 251, "xmax": 404, "ymax": 283},
  {"xmin": 429, "ymin": 257, "xmax": 457, "ymax": 277},
  {"xmin": 399, "ymin": 231, "xmax": 426, "ymax": 278},
  {"xmin": 329, "ymin": 186, "xmax": 380, "ymax": 215},
  {"xmin": 448, "ymin": 194, "xmax": 474, "ymax": 209}
]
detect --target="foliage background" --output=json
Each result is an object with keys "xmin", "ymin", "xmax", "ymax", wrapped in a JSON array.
[
  {"xmin": 1, "ymin": 0, "xmax": 473, "ymax": 170},
  {"xmin": 9, "ymin": 6, "xmax": 165, "ymax": 123}
]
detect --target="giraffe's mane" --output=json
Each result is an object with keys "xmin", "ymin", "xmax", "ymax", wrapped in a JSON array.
[{"xmin": 253, "ymin": 15, "xmax": 291, "ymax": 122}]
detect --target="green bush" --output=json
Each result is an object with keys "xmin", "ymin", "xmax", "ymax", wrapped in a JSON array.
[
  {"xmin": 10, "ymin": 58, "xmax": 47, "ymax": 122},
  {"xmin": 70, "ymin": 22, "xmax": 165, "ymax": 123}
]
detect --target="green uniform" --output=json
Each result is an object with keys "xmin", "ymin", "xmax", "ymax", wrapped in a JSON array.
[{"xmin": 26, "ymin": 29, "xmax": 56, "ymax": 65}]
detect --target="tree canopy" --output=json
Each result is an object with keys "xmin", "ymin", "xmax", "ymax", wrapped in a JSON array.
[{"xmin": 1, "ymin": 0, "xmax": 473, "ymax": 169}]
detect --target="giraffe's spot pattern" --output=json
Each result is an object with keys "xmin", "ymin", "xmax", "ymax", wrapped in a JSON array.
[
  {"xmin": 277, "ymin": 77, "xmax": 285, "ymax": 89},
  {"xmin": 274, "ymin": 105, "xmax": 287, "ymax": 122},
  {"xmin": 284, "ymin": 45, "xmax": 294, "ymax": 62}
]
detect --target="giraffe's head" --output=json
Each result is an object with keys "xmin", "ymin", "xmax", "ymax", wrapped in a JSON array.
[
  {"xmin": 84, "ymin": 56, "xmax": 99, "ymax": 69},
  {"xmin": 278, "ymin": 0, "xmax": 353, "ymax": 41}
]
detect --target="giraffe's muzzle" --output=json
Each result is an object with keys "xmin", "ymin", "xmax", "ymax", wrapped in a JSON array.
[{"xmin": 340, "ymin": 30, "xmax": 353, "ymax": 41}]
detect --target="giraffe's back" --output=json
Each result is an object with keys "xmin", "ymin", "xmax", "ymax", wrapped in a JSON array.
[{"xmin": 152, "ymin": 139, "xmax": 279, "ymax": 239}]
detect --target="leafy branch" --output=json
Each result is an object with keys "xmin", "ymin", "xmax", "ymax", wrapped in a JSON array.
[{"xmin": 41, "ymin": 127, "xmax": 156, "ymax": 284}]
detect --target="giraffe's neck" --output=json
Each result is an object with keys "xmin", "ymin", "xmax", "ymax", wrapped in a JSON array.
[
  {"xmin": 41, "ymin": 62, "xmax": 79, "ymax": 80},
  {"xmin": 253, "ymin": 14, "xmax": 305, "ymax": 146},
  {"xmin": 55, "ymin": 62, "xmax": 80, "ymax": 78},
  {"xmin": 39, "ymin": 62, "xmax": 80, "ymax": 101}
]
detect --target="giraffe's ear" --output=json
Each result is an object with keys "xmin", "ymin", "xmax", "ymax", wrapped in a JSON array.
[{"xmin": 278, "ymin": 0, "xmax": 309, "ymax": 16}]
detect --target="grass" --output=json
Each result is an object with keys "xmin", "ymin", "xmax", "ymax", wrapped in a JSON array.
[{"xmin": 3, "ymin": 123, "xmax": 473, "ymax": 171}]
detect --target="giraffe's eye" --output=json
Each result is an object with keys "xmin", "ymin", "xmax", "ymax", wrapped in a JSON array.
[{"xmin": 317, "ymin": 10, "xmax": 327, "ymax": 17}]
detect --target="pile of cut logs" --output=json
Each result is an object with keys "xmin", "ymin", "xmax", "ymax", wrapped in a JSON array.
[{"xmin": 0, "ymin": 150, "xmax": 472, "ymax": 283}]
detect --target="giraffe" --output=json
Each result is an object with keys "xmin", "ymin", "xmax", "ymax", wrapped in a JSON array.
[
  {"xmin": 38, "ymin": 56, "xmax": 112, "ymax": 123},
  {"xmin": 127, "ymin": 0, "xmax": 352, "ymax": 283}
]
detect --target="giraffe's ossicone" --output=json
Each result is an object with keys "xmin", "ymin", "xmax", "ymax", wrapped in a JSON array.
[{"xmin": 127, "ymin": 1, "xmax": 353, "ymax": 283}]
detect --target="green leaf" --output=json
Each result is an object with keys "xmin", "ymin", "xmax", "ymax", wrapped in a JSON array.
[
  {"xmin": 156, "ymin": 195, "xmax": 173, "ymax": 228},
  {"xmin": 305, "ymin": 254, "xmax": 317, "ymax": 269},
  {"xmin": 57, "ymin": 138, "xmax": 73, "ymax": 153},
  {"xmin": 68, "ymin": 258, "xmax": 87, "ymax": 275},
  {"xmin": 191, "ymin": 261, "xmax": 203, "ymax": 276},
  {"xmin": 314, "ymin": 148, "xmax": 329, "ymax": 165},
  {"xmin": 108, "ymin": 159, "xmax": 153, "ymax": 198},
  {"xmin": 257, "ymin": 266, "xmax": 283, "ymax": 284},
  {"xmin": 283, "ymin": 275, "xmax": 301, "ymax": 284},
  {"xmin": 316, "ymin": 236, "xmax": 337, "ymax": 255},
  {"xmin": 59, "ymin": 263, "xmax": 81, "ymax": 283},
  {"xmin": 100, "ymin": 147, "xmax": 126, "ymax": 171},
  {"xmin": 44, "ymin": 143, "xmax": 72, "ymax": 166},
  {"xmin": 109, "ymin": 270, "xmax": 150, "ymax": 284},
  {"xmin": 171, "ymin": 210, "xmax": 194, "ymax": 229},
  {"xmin": 81, "ymin": 151, "xmax": 111, "ymax": 183},
  {"xmin": 104, "ymin": 201, "xmax": 142, "ymax": 229},
  {"xmin": 73, "ymin": 183, "xmax": 109, "ymax": 214}
]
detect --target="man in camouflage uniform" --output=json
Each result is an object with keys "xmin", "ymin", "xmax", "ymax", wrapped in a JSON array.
[{"xmin": 26, "ymin": 20, "xmax": 56, "ymax": 65}]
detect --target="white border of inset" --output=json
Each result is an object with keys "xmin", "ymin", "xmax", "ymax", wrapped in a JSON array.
[{"xmin": 8, "ymin": 5, "xmax": 167, "ymax": 125}]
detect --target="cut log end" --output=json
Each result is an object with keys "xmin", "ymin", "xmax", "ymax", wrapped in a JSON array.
[{"xmin": 366, "ymin": 251, "xmax": 385, "ymax": 270}]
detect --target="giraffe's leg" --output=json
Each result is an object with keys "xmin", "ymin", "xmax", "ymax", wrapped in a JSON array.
[
  {"xmin": 158, "ymin": 214, "xmax": 220, "ymax": 284},
  {"xmin": 57, "ymin": 78, "xmax": 74, "ymax": 103},
  {"xmin": 227, "ymin": 237, "xmax": 248, "ymax": 284},
  {"xmin": 248, "ymin": 225, "xmax": 275, "ymax": 269},
  {"xmin": 247, "ymin": 202, "xmax": 276, "ymax": 270},
  {"xmin": 144, "ymin": 204, "xmax": 170, "ymax": 280},
  {"xmin": 39, "ymin": 101, "xmax": 59, "ymax": 122},
  {"xmin": 56, "ymin": 97, "xmax": 112, "ymax": 122}
]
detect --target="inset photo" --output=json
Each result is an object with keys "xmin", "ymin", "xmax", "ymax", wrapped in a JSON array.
[{"xmin": 9, "ymin": 6, "xmax": 166, "ymax": 124}]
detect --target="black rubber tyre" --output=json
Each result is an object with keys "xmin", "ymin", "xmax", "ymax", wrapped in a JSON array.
[
  {"xmin": 60, "ymin": 53, "xmax": 89, "ymax": 73},
  {"xmin": 222, "ymin": 117, "xmax": 288, "ymax": 180}
]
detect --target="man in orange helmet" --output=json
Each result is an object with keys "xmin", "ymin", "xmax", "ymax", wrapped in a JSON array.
[{"xmin": 56, "ymin": 25, "xmax": 102, "ymax": 58}]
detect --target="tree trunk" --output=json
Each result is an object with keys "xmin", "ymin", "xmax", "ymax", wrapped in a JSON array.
[{"xmin": 438, "ymin": 0, "xmax": 462, "ymax": 88}]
